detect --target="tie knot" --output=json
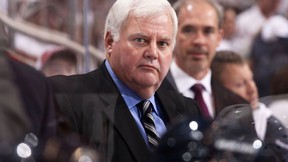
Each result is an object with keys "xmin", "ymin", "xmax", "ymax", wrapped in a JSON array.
[
  {"xmin": 191, "ymin": 83, "xmax": 205, "ymax": 93},
  {"xmin": 138, "ymin": 100, "xmax": 152, "ymax": 115}
]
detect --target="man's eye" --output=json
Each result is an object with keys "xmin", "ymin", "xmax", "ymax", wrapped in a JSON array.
[
  {"xmin": 204, "ymin": 28, "xmax": 215, "ymax": 35},
  {"xmin": 158, "ymin": 41, "xmax": 169, "ymax": 47},
  {"xmin": 235, "ymin": 82, "xmax": 244, "ymax": 88},
  {"xmin": 135, "ymin": 38, "xmax": 146, "ymax": 43},
  {"xmin": 182, "ymin": 26, "xmax": 195, "ymax": 34}
]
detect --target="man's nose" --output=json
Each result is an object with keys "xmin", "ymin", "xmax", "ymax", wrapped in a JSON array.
[
  {"xmin": 144, "ymin": 43, "xmax": 158, "ymax": 60},
  {"xmin": 247, "ymin": 81, "xmax": 257, "ymax": 94},
  {"xmin": 193, "ymin": 32, "xmax": 206, "ymax": 45}
]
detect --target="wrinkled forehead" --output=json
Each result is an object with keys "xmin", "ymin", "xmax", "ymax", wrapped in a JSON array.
[{"xmin": 123, "ymin": 13, "xmax": 174, "ymax": 38}]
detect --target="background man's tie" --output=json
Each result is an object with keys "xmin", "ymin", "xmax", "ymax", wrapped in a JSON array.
[
  {"xmin": 139, "ymin": 100, "xmax": 160, "ymax": 150},
  {"xmin": 191, "ymin": 84, "xmax": 211, "ymax": 120}
]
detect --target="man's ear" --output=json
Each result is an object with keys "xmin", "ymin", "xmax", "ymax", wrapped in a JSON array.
[{"xmin": 105, "ymin": 32, "xmax": 114, "ymax": 55}]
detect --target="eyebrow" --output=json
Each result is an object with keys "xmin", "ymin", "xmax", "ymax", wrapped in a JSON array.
[
  {"xmin": 131, "ymin": 32, "xmax": 172, "ymax": 41},
  {"xmin": 159, "ymin": 37, "xmax": 172, "ymax": 43},
  {"xmin": 132, "ymin": 32, "xmax": 148, "ymax": 38}
]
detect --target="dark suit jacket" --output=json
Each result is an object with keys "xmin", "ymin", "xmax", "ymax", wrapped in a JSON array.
[
  {"xmin": 162, "ymin": 71, "xmax": 178, "ymax": 91},
  {"xmin": 49, "ymin": 62, "xmax": 200, "ymax": 162},
  {"xmin": 0, "ymin": 52, "xmax": 57, "ymax": 161}
]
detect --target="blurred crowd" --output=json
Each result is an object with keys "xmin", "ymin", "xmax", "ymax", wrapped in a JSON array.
[
  {"xmin": 0, "ymin": 0, "xmax": 288, "ymax": 161},
  {"xmin": 0, "ymin": 0, "xmax": 287, "ymax": 95}
]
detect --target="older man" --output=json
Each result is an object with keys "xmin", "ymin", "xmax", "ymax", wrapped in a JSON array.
[{"xmin": 49, "ymin": 0, "xmax": 200, "ymax": 162}]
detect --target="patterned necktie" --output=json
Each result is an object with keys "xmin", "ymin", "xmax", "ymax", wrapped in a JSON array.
[
  {"xmin": 138, "ymin": 100, "xmax": 160, "ymax": 150},
  {"xmin": 191, "ymin": 84, "xmax": 211, "ymax": 120}
]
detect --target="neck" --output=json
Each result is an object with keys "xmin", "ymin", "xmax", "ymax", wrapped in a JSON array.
[
  {"xmin": 176, "ymin": 60, "xmax": 209, "ymax": 80},
  {"xmin": 188, "ymin": 69, "xmax": 208, "ymax": 80},
  {"xmin": 136, "ymin": 88, "xmax": 156, "ymax": 99}
]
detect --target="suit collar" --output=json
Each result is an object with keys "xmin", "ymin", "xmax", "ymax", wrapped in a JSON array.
[
  {"xmin": 165, "ymin": 70, "xmax": 178, "ymax": 91},
  {"xmin": 104, "ymin": 96, "xmax": 151, "ymax": 161},
  {"xmin": 155, "ymin": 89, "xmax": 185, "ymax": 125}
]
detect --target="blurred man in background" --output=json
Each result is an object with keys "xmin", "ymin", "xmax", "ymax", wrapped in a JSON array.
[{"xmin": 163, "ymin": 0, "xmax": 223, "ymax": 120}]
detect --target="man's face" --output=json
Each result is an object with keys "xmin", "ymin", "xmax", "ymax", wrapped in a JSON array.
[
  {"xmin": 223, "ymin": 8, "xmax": 236, "ymax": 39},
  {"xmin": 260, "ymin": 0, "xmax": 281, "ymax": 16},
  {"xmin": 42, "ymin": 59, "xmax": 77, "ymax": 77},
  {"xmin": 174, "ymin": 2, "xmax": 222, "ymax": 77},
  {"xmin": 106, "ymin": 13, "xmax": 174, "ymax": 98},
  {"xmin": 221, "ymin": 64, "xmax": 258, "ymax": 104}
]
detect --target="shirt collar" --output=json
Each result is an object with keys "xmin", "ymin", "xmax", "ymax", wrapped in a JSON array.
[{"xmin": 170, "ymin": 60, "xmax": 212, "ymax": 94}]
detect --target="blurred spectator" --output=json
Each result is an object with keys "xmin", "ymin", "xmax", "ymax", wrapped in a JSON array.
[
  {"xmin": 250, "ymin": 15, "xmax": 288, "ymax": 97},
  {"xmin": 233, "ymin": 0, "xmax": 281, "ymax": 57},
  {"xmin": 221, "ymin": 7, "xmax": 237, "ymax": 41},
  {"xmin": 0, "ymin": 0, "xmax": 8, "ymax": 14},
  {"xmin": 210, "ymin": 51, "xmax": 288, "ymax": 161},
  {"xmin": 0, "ymin": 39, "xmax": 99, "ymax": 162},
  {"xmin": 19, "ymin": 1, "xmax": 67, "ymax": 32},
  {"xmin": 263, "ymin": 61, "xmax": 288, "ymax": 147},
  {"xmin": 216, "ymin": 0, "xmax": 255, "ymax": 12},
  {"xmin": 210, "ymin": 101, "xmax": 288, "ymax": 161},
  {"xmin": 277, "ymin": 0, "xmax": 288, "ymax": 18},
  {"xmin": 0, "ymin": 49, "xmax": 57, "ymax": 161},
  {"xmin": 154, "ymin": 100, "xmax": 288, "ymax": 161},
  {"xmin": 163, "ymin": 0, "xmax": 224, "ymax": 120},
  {"xmin": 40, "ymin": 48, "xmax": 78, "ymax": 77},
  {"xmin": 14, "ymin": 33, "xmax": 60, "ymax": 63},
  {"xmin": 0, "ymin": 23, "xmax": 96, "ymax": 161},
  {"xmin": 217, "ymin": 7, "xmax": 238, "ymax": 52},
  {"xmin": 261, "ymin": 15, "xmax": 288, "ymax": 42},
  {"xmin": 2, "ymin": 0, "xmax": 106, "ymax": 71},
  {"xmin": 211, "ymin": 50, "xmax": 258, "ymax": 114},
  {"xmin": 14, "ymin": 0, "xmax": 66, "ymax": 66}
]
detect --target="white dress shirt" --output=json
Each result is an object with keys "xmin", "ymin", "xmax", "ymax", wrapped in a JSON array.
[
  {"xmin": 170, "ymin": 61, "xmax": 215, "ymax": 118},
  {"xmin": 234, "ymin": 5, "xmax": 267, "ymax": 57},
  {"xmin": 252, "ymin": 103, "xmax": 272, "ymax": 140}
]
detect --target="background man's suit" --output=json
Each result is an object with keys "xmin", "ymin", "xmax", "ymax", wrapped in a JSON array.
[{"xmin": 49, "ymin": 62, "xmax": 200, "ymax": 162}]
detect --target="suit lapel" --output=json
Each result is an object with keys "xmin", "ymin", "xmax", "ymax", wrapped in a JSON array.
[
  {"xmin": 165, "ymin": 70, "xmax": 178, "ymax": 91},
  {"xmin": 155, "ymin": 90, "xmax": 183, "ymax": 124},
  {"xmin": 100, "ymin": 94, "xmax": 150, "ymax": 162},
  {"xmin": 97, "ymin": 64, "xmax": 150, "ymax": 161}
]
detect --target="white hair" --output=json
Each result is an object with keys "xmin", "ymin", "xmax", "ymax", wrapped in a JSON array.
[{"xmin": 104, "ymin": 0, "xmax": 178, "ymax": 47}]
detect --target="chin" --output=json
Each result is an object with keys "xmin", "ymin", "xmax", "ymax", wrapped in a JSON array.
[
  {"xmin": 142, "ymin": 80, "xmax": 158, "ymax": 88},
  {"xmin": 135, "ymin": 76, "xmax": 156, "ymax": 86}
]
